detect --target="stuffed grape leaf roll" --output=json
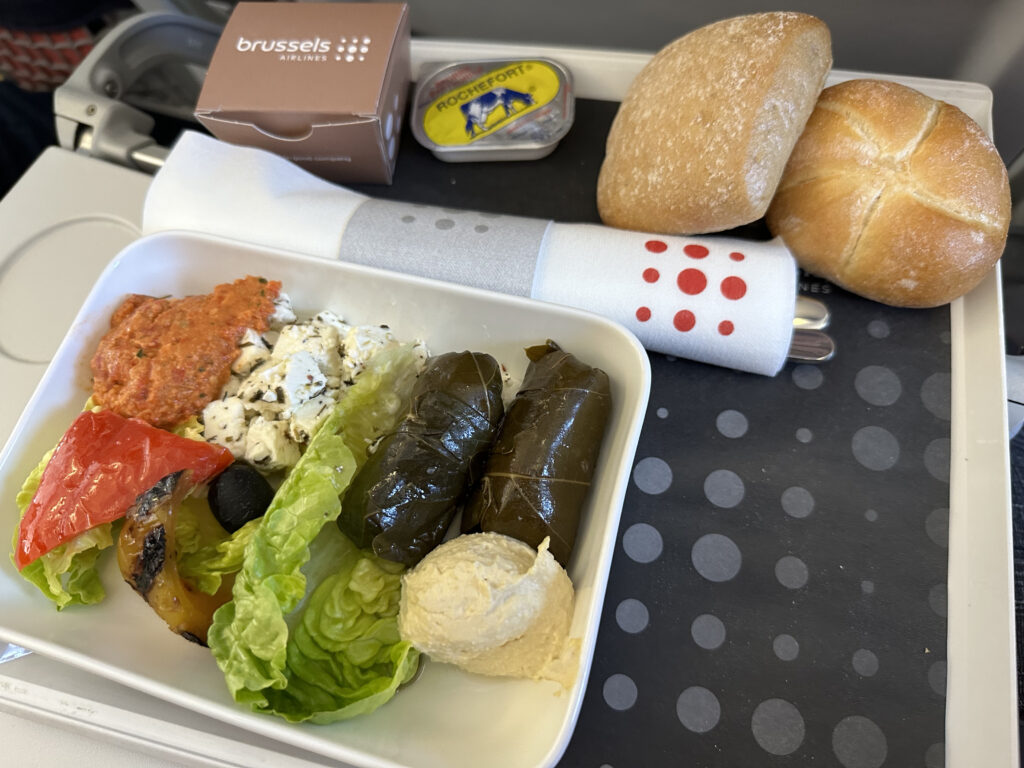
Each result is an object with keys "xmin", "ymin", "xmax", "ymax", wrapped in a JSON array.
[
  {"xmin": 337, "ymin": 351, "xmax": 504, "ymax": 566},
  {"xmin": 461, "ymin": 341, "xmax": 611, "ymax": 566}
]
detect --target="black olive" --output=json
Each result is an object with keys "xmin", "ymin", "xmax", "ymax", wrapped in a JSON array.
[{"xmin": 208, "ymin": 462, "xmax": 275, "ymax": 533}]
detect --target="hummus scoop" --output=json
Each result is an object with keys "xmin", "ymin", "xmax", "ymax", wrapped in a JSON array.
[{"xmin": 398, "ymin": 532, "xmax": 579, "ymax": 686}]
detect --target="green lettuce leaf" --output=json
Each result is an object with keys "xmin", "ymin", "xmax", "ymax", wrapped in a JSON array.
[
  {"xmin": 175, "ymin": 496, "xmax": 257, "ymax": 595},
  {"xmin": 260, "ymin": 531, "xmax": 419, "ymax": 723},
  {"xmin": 171, "ymin": 414, "xmax": 205, "ymax": 441},
  {"xmin": 208, "ymin": 343, "xmax": 423, "ymax": 719},
  {"xmin": 11, "ymin": 447, "xmax": 113, "ymax": 610}
]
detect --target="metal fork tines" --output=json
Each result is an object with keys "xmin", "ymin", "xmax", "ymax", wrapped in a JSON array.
[
  {"xmin": 794, "ymin": 296, "xmax": 830, "ymax": 330},
  {"xmin": 788, "ymin": 328, "xmax": 836, "ymax": 363}
]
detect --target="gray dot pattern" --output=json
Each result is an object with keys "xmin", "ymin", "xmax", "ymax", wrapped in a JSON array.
[
  {"xmin": 751, "ymin": 699, "xmax": 805, "ymax": 756},
  {"xmin": 676, "ymin": 687, "xmax": 721, "ymax": 733},
  {"xmin": 925, "ymin": 508, "xmax": 949, "ymax": 548},
  {"xmin": 867, "ymin": 320, "xmax": 890, "ymax": 338},
  {"xmin": 928, "ymin": 661, "xmax": 947, "ymax": 697},
  {"xmin": 921, "ymin": 373, "xmax": 951, "ymax": 420},
  {"xmin": 855, "ymin": 365, "xmax": 902, "ymax": 406},
  {"xmin": 632, "ymin": 457, "xmax": 672, "ymax": 495},
  {"xmin": 773, "ymin": 634, "xmax": 799, "ymax": 661},
  {"xmin": 852, "ymin": 426, "xmax": 900, "ymax": 470},
  {"xmin": 924, "ymin": 439, "xmax": 951, "ymax": 482},
  {"xmin": 692, "ymin": 534, "xmax": 742, "ymax": 582},
  {"xmin": 832, "ymin": 716, "xmax": 888, "ymax": 768},
  {"xmin": 852, "ymin": 649, "xmax": 879, "ymax": 677},
  {"xmin": 775, "ymin": 555, "xmax": 809, "ymax": 589},
  {"xmin": 792, "ymin": 365, "xmax": 824, "ymax": 390},
  {"xmin": 704, "ymin": 469, "xmax": 745, "ymax": 508},
  {"xmin": 340, "ymin": 199, "xmax": 545, "ymax": 297},
  {"xmin": 781, "ymin": 486, "xmax": 814, "ymax": 518},
  {"xmin": 622, "ymin": 523, "xmax": 663, "ymax": 564},
  {"xmin": 716, "ymin": 409, "xmax": 748, "ymax": 438},
  {"xmin": 925, "ymin": 743, "xmax": 945, "ymax": 768},
  {"xmin": 928, "ymin": 584, "xmax": 947, "ymax": 618},
  {"xmin": 557, "ymin": 290, "xmax": 948, "ymax": 766},
  {"xmin": 691, "ymin": 614, "xmax": 726, "ymax": 650},
  {"xmin": 615, "ymin": 599, "xmax": 650, "ymax": 634},
  {"xmin": 603, "ymin": 674, "xmax": 638, "ymax": 711}
]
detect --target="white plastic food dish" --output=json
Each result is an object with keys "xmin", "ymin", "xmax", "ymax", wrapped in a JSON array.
[{"xmin": 0, "ymin": 231, "xmax": 651, "ymax": 768}]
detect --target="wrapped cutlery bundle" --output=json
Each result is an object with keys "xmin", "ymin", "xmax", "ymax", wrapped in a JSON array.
[{"xmin": 144, "ymin": 131, "xmax": 802, "ymax": 376}]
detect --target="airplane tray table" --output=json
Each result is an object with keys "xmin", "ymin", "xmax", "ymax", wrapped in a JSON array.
[{"xmin": 0, "ymin": 39, "xmax": 1015, "ymax": 768}]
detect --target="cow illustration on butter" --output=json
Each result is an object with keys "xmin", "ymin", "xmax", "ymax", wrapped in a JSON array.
[
  {"xmin": 412, "ymin": 58, "xmax": 574, "ymax": 161},
  {"xmin": 461, "ymin": 87, "xmax": 535, "ymax": 137}
]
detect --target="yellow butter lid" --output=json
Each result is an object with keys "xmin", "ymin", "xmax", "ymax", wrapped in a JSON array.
[{"xmin": 412, "ymin": 58, "xmax": 574, "ymax": 161}]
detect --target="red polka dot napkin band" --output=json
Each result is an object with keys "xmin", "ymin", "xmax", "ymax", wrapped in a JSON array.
[{"xmin": 533, "ymin": 224, "xmax": 797, "ymax": 376}]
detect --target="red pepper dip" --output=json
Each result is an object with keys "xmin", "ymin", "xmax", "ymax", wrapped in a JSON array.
[{"xmin": 91, "ymin": 276, "xmax": 281, "ymax": 429}]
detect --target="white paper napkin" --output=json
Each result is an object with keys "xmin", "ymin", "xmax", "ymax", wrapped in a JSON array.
[
  {"xmin": 143, "ymin": 131, "xmax": 798, "ymax": 375},
  {"xmin": 143, "ymin": 131, "xmax": 367, "ymax": 258}
]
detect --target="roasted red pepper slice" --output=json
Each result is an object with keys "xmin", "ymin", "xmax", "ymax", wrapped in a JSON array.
[{"xmin": 15, "ymin": 409, "xmax": 233, "ymax": 570}]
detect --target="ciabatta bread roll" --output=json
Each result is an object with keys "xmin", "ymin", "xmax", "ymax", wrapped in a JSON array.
[
  {"xmin": 597, "ymin": 12, "xmax": 832, "ymax": 234},
  {"xmin": 766, "ymin": 78, "xmax": 1011, "ymax": 308}
]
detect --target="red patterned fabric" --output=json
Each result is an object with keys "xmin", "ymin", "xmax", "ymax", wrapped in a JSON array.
[{"xmin": 0, "ymin": 23, "xmax": 95, "ymax": 91}]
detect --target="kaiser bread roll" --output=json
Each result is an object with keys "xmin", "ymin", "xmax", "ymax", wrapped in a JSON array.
[
  {"xmin": 766, "ymin": 79, "xmax": 1011, "ymax": 308},
  {"xmin": 597, "ymin": 12, "xmax": 832, "ymax": 234}
]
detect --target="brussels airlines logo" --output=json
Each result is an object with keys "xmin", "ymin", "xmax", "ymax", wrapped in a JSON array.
[{"xmin": 236, "ymin": 35, "xmax": 372, "ymax": 63}]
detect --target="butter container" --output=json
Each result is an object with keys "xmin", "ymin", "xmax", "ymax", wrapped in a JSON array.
[{"xmin": 411, "ymin": 58, "xmax": 574, "ymax": 162}]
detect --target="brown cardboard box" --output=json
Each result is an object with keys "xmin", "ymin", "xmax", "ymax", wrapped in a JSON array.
[{"xmin": 195, "ymin": 2, "xmax": 410, "ymax": 184}]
